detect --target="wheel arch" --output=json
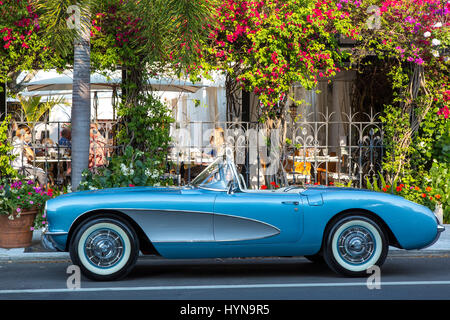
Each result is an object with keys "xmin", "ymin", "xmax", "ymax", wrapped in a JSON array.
[
  {"xmin": 321, "ymin": 208, "xmax": 401, "ymax": 251},
  {"xmin": 66, "ymin": 209, "xmax": 160, "ymax": 255}
]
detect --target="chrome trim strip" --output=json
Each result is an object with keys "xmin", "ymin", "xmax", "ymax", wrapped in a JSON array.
[
  {"xmin": 198, "ymin": 186, "xmax": 227, "ymax": 192},
  {"xmin": 44, "ymin": 231, "xmax": 68, "ymax": 236}
]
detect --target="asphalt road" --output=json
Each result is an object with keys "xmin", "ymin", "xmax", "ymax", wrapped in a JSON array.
[{"xmin": 0, "ymin": 254, "xmax": 449, "ymax": 303}]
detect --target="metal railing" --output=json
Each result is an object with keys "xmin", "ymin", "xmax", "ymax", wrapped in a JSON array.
[
  {"xmin": 4, "ymin": 109, "xmax": 384, "ymax": 190},
  {"xmin": 169, "ymin": 109, "xmax": 384, "ymax": 189}
]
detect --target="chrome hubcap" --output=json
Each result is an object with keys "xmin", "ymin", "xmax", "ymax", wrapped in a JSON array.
[
  {"xmin": 338, "ymin": 226, "xmax": 375, "ymax": 264},
  {"xmin": 85, "ymin": 229, "xmax": 124, "ymax": 268}
]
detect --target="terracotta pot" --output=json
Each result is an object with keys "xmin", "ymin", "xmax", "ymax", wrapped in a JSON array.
[{"xmin": 0, "ymin": 208, "xmax": 38, "ymax": 248}]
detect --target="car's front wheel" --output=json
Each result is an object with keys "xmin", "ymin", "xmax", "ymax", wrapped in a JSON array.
[
  {"xmin": 323, "ymin": 214, "xmax": 388, "ymax": 277},
  {"xmin": 69, "ymin": 216, "xmax": 139, "ymax": 281}
]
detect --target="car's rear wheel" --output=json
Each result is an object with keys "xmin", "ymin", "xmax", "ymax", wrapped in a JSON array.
[
  {"xmin": 69, "ymin": 216, "xmax": 139, "ymax": 281},
  {"xmin": 323, "ymin": 214, "xmax": 388, "ymax": 277}
]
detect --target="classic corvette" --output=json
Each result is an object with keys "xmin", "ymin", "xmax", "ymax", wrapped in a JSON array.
[{"xmin": 43, "ymin": 157, "xmax": 445, "ymax": 281}]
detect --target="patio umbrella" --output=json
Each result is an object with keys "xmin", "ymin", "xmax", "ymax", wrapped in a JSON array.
[{"xmin": 24, "ymin": 72, "xmax": 205, "ymax": 93}]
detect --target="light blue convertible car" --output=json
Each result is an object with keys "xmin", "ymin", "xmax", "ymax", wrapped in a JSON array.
[{"xmin": 43, "ymin": 157, "xmax": 445, "ymax": 281}]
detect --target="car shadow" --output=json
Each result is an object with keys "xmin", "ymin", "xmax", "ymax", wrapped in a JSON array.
[{"xmin": 126, "ymin": 256, "xmax": 336, "ymax": 280}]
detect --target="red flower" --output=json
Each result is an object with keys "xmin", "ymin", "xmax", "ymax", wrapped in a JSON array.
[
  {"xmin": 261, "ymin": 185, "xmax": 268, "ymax": 190},
  {"xmin": 382, "ymin": 188, "xmax": 387, "ymax": 192},
  {"xmin": 421, "ymin": 193, "xmax": 427, "ymax": 198},
  {"xmin": 396, "ymin": 186, "xmax": 402, "ymax": 192},
  {"xmin": 129, "ymin": 184, "xmax": 135, "ymax": 187}
]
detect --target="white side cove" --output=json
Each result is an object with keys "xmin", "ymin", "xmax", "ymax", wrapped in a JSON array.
[{"xmin": 123, "ymin": 209, "xmax": 280, "ymax": 243}]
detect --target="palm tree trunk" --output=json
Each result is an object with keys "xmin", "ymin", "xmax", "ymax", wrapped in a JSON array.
[{"xmin": 71, "ymin": 12, "xmax": 91, "ymax": 191}]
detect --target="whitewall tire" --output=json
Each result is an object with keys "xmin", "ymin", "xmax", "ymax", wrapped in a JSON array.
[
  {"xmin": 323, "ymin": 215, "xmax": 388, "ymax": 277},
  {"xmin": 70, "ymin": 216, "xmax": 139, "ymax": 281}
]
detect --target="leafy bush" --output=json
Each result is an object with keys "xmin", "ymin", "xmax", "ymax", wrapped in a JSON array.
[
  {"xmin": 79, "ymin": 92, "xmax": 175, "ymax": 190},
  {"xmin": 78, "ymin": 146, "xmax": 172, "ymax": 190},
  {"xmin": 0, "ymin": 115, "xmax": 17, "ymax": 178},
  {"xmin": 428, "ymin": 161, "xmax": 450, "ymax": 223},
  {"xmin": 116, "ymin": 92, "xmax": 174, "ymax": 161}
]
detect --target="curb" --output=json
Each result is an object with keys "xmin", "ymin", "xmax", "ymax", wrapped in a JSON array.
[
  {"xmin": 387, "ymin": 249, "xmax": 450, "ymax": 257},
  {"xmin": 0, "ymin": 252, "xmax": 71, "ymax": 263}
]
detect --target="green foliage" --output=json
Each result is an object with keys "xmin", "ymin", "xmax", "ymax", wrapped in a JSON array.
[
  {"xmin": 80, "ymin": 93, "xmax": 174, "ymax": 190},
  {"xmin": 429, "ymin": 161, "xmax": 450, "ymax": 223},
  {"xmin": 17, "ymin": 95, "xmax": 68, "ymax": 127},
  {"xmin": 90, "ymin": 0, "xmax": 215, "ymax": 74},
  {"xmin": 333, "ymin": 180, "xmax": 354, "ymax": 188},
  {"xmin": 78, "ymin": 146, "xmax": 172, "ymax": 190},
  {"xmin": 116, "ymin": 92, "xmax": 174, "ymax": 161},
  {"xmin": 1, "ymin": 1, "xmax": 67, "ymax": 83},
  {"xmin": 345, "ymin": 0, "xmax": 449, "ymax": 222},
  {"xmin": 0, "ymin": 115, "xmax": 17, "ymax": 179},
  {"xmin": 433, "ymin": 119, "xmax": 450, "ymax": 163}
]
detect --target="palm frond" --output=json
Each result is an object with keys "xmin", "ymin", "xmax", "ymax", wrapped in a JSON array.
[
  {"xmin": 32, "ymin": 0, "xmax": 93, "ymax": 56},
  {"xmin": 130, "ymin": 0, "xmax": 217, "ymax": 68},
  {"xmin": 18, "ymin": 95, "xmax": 68, "ymax": 127}
]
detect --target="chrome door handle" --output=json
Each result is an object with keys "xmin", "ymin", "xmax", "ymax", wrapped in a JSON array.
[{"xmin": 282, "ymin": 201, "xmax": 299, "ymax": 205}]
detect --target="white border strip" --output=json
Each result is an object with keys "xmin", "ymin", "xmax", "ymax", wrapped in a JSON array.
[{"xmin": 1, "ymin": 281, "xmax": 450, "ymax": 295}]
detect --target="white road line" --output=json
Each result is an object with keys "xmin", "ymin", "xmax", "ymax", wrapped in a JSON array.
[{"xmin": 1, "ymin": 281, "xmax": 450, "ymax": 295}]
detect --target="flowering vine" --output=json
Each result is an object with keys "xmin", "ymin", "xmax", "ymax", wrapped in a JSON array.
[
  {"xmin": 345, "ymin": 0, "xmax": 449, "ymax": 221},
  {"xmin": 0, "ymin": 0, "xmax": 63, "ymax": 84},
  {"xmin": 197, "ymin": 0, "xmax": 355, "ymax": 117}
]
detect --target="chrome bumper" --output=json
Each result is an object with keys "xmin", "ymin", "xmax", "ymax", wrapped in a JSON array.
[
  {"xmin": 423, "ymin": 222, "xmax": 445, "ymax": 249},
  {"xmin": 41, "ymin": 226, "xmax": 66, "ymax": 252},
  {"xmin": 41, "ymin": 233, "xmax": 59, "ymax": 251}
]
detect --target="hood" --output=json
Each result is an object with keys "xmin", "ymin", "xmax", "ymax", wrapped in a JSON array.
[{"xmin": 54, "ymin": 186, "xmax": 182, "ymax": 199}]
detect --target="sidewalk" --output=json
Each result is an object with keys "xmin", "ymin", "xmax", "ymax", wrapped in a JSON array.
[{"xmin": 1, "ymin": 226, "xmax": 449, "ymax": 263}]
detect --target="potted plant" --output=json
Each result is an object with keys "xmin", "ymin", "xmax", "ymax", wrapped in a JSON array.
[{"xmin": 0, "ymin": 178, "xmax": 53, "ymax": 248}]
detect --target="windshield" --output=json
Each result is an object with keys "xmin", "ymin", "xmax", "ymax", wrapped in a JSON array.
[{"xmin": 190, "ymin": 158, "xmax": 236, "ymax": 190}]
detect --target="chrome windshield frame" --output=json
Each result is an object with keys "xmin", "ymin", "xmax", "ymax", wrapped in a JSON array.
[{"xmin": 190, "ymin": 157, "xmax": 244, "ymax": 192}]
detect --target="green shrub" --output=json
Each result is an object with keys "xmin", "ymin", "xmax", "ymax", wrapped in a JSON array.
[
  {"xmin": 78, "ymin": 146, "xmax": 172, "ymax": 190},
  {"xmin": 0, "ymin": 115, "xmax": 17, "ymax": 179}
]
